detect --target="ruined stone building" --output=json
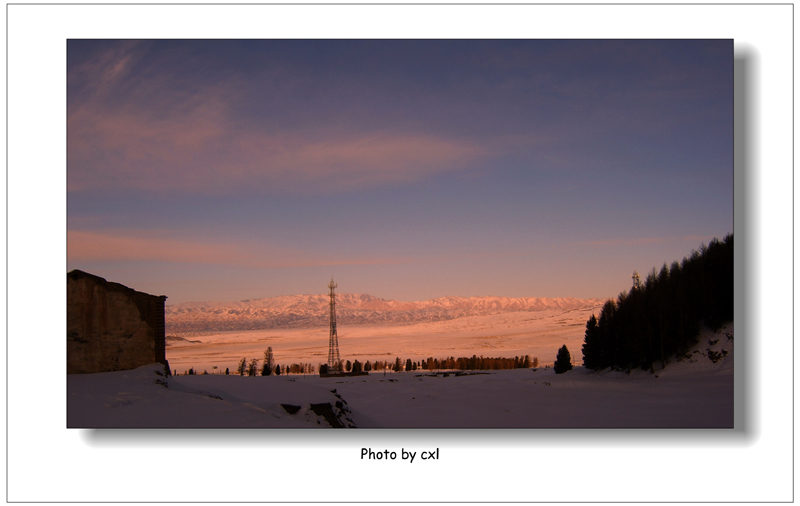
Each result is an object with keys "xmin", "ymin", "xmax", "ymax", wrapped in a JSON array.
[{"xmin": 67, "ymin": 270, "xmax": 168, "ymax": 374}]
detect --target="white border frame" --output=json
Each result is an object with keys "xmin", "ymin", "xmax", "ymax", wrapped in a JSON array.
[{"xmin": 6, "ymin": 3, "xmax": 794, "ymax": 503}]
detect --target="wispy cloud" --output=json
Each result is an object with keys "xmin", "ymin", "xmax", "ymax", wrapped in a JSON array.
[
  {"xmin": 231, "ymin": 132, "xmax": 485, "ymax": 192},
  {"xmin": 67, "ymin": 43, "xmax": 488, "ymax": 196},
  {"xmin": 572, "ymin": 235, "xmax": 717, "ymax": 248},
  {"xmin": 67, "ymin": 230, "xmax": 419, "ymax": 268},
  {"xmin": 68, "ymin": 230, "xmax": 250, "ymax": 265},
  {"xmin": 68, "ymin": 111, "xmax": 486, "ymax": 195},
  {"xmin": 68, "ymin": 40, "xmax": 145, "ymax": 100}
]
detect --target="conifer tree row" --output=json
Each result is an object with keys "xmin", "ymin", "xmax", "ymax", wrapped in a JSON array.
[
  {"xmin": 582, "ymin": 234, "xmax": 733, "ymax": 371},
  {"xmin": 322, "ymin": 355, "xmax": 536, "ymax": 373}
]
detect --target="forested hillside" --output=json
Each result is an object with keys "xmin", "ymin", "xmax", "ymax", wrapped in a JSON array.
[{"xmin": 582, "ymin": 234, "xmax": 733, "ymax": 371}]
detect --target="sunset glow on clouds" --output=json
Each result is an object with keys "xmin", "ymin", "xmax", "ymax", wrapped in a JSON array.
[
  {"xmin": 67, "ymin": 40, "xmax": 733, "ymax": 303},
  {"xmin": 67, "ymin": 230, "xmax": 417, "ymax": 269},
  {"xmin": 69, "ymin": 103, "xmax": 486, "ymax": 195}
]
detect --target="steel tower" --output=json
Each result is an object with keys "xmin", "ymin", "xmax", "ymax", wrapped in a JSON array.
[
  {"xmin": 327, "ymin": 278, "xmax": 341, "ymax": 373},
  {"xmin": 632, "ymin": 270, "xmax": 642, "ymax": 290}
]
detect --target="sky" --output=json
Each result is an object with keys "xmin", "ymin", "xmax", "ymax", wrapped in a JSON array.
[{"xmin": 67, "ymin": 39, "xmax": 733, "ymax": 304}]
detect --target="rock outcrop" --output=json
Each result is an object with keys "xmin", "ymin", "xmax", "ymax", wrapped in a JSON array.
[{"xmin": 67, "ymin": 270, "xmax": 168, "ymax": 374}]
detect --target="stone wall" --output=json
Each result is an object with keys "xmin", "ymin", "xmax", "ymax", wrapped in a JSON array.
[{"xmin": 67, "ymin": 270, "xmax": 168, "ymax": 374}]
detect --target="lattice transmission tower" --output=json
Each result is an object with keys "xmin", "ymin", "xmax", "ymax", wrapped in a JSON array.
[
  {"xmin": 326, "ymin": 278, "xmax": 341, "ymax": 373},
  {"xmin": 632, "ymin": 270, "xmax": 642, "ymax": 290}
]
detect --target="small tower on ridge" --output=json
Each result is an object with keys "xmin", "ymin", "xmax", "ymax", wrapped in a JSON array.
[{"xmin": 632, "ymin": 270, "xmax": 642, "ymax": 290}]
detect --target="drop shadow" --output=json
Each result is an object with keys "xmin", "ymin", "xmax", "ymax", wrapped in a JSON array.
[
  {"xmin": 731, "ymin": 49, "xmax": 757, "ymax": 443},
  {"xmin": 81, "ymin": 50, "xmax": 753, "ymax": 452}
]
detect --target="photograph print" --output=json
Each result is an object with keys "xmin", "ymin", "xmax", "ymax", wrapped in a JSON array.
[{"xmin": 67, "ymin": 39, "xmax": 733, "ymax": 428}]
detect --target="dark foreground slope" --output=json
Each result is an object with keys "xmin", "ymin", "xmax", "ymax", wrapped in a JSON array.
[{"xmin": 68, "ymin": 323, "xmax": 732, "ymax": 428}]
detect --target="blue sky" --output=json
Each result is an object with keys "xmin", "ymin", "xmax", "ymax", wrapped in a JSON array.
[{"xmin": 67, "ymin": 39, "xmax": 732, "ymax": 303}]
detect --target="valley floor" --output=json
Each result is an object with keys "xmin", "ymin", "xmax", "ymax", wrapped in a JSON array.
[{"xmin": 165, "ymin": 306, "xmax": 603, "ymax": 375}]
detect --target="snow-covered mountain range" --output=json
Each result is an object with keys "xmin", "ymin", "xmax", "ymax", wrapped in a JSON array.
[{"xmin": 166, "ymin": 294, "xmax": 605, "ymax": 334}]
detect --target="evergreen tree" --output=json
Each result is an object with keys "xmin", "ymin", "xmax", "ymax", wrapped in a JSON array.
[
  {"xmin": 262, "ymin": 347, "xmax": 274, "ymax": 376},
  {"xmin": 225, "ymin": 367, "xmax": 229, "ymax": 375},
  {"xmin": 405, "ymin": 358, "xmax": 413, "ymax": 372},
  {"xmin": 393, "ymin": 357, "xmax": 402, "ymax": 372},
  {"xmin": 275, "ymin": 364, "xmax": 282, "ymax": 375},
  {"xmin": 596, "ymin": 299, "xmax": 618, "ymax": 369},
  {"xmin": 582, "ymin": 314, "xmax": 600, "ymax": 370},
  {"xmin": 237, "ymin": 358, "xmax": 247, "ymax": 376},
  {"xmin": 345, "ymin": 360, "xmax": 352, "ymax": 372},
  {"xmin": 352, "ymin": 359, "xmax": 362, "ymax": 373},
  {"xmin": 554, "ymin": 345, "xmax": 573, "ymax": 374},
  {"xmin": 248, "ymin": 358, "xmax": 259, "ymax": 376},
  {"xmin": 364, "ymin": 361, "xmax": 372, "ymax": 372}
]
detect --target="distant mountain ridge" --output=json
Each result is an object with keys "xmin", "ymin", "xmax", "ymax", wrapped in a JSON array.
[{"xmin": 166, "ymin": 293, "xmax": 605, "ymax": 334}]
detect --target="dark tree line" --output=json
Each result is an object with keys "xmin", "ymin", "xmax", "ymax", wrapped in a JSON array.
[
  {"xmin": 318, "ymin": 355, "xmax": 537, "ymax": 373},
  {"xmin": 582, "ymin": 234, "xmax": 733, "ymax": 372},
  {"xmin": 228, "ymin": 350, "xmax": 314, "ymax": 376},
  {"xmin": 419, "ymin": 355, "xmax": 534, "ymax": 371}
]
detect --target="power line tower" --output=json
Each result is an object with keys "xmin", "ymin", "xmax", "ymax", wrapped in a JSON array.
[
  {"xmin": 327, "ymin": 278, "xmax": 341, "ymax": 374},
  {"xmin": 632, "ymin": 270, "xmax": 642, "ymax": 290}
]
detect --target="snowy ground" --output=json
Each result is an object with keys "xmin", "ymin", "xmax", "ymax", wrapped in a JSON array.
[
  {"xmin": 67, "ymin": 364, "xmax": 356, "ymax": 428},
  {"xmin": 68, "ymin": 323, "xmax": 733, "ymax": 428},
  {"xmin": 166, "ymin": 306, "xmax": 601, "ymax": 375}
]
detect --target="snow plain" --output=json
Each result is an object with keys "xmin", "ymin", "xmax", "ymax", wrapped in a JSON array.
[
  {"xmin": 68, "ymin": 323, "xmax": 733, "ymax": 428},
  {"xmin": 166, "ymin": 305, "xmax": 603, "ymax": 375}
]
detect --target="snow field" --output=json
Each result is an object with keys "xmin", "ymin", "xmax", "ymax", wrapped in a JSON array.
[
  {"xmin": 166, "ymin": 306, "xmax": 602, "ymax": 375},
  {"xmin": 69, "ymin": 323, "xmax": 733, "ymax": 428}
]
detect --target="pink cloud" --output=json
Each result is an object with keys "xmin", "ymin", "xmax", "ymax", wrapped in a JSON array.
[
  {"xmin": 68, "ymin": 230, "xmax": 248, "ymax": 265},
  {"xmin": 230, "ymin": 132, "xmax": 486, "ymax": 190},
  {"xmin": 67, "ymin": 49, "xmax": 488, "ymax": 196},
  {"xmin": 572, "ymin": 235, "xmax": 717, "ymax": 248},
  {"xmin": 67, "ymin": 230, "xmax": 417, "ymax": 268},
  {"xmin": 67, "ymin": 93, "xmax": 231, "ymax": 192},
  {"xmin": 68, "ymin": 101, "xmax": 486, "ymax": 195}
]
